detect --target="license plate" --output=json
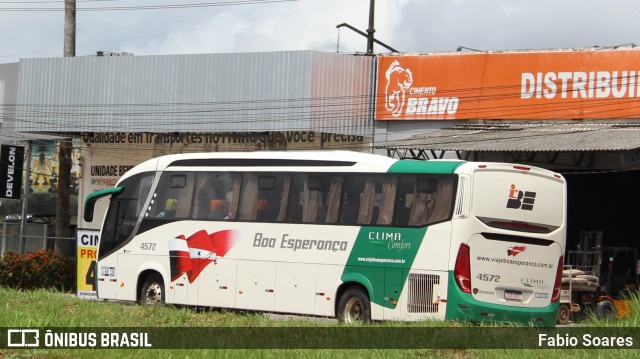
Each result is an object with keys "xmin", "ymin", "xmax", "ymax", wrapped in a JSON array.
[{"xmin": 504, "ymin": 290, "xmax": 523, "ymax": 301}]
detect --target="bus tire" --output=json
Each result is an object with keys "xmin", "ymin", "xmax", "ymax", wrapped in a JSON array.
[
  {"xmin": 557, "ymin": 304, "xmax": 570, "ymax": 325},
  {"xmin": 337, "ymin": 287, "xmax": 371, "ymax": 323},
  {"xmin": 595, "ymin": 300, "xmax": 616, "ymax": 320},
  {"xmin": 139, "ymin": 273, "xmax": 165, "ymax": 306}
]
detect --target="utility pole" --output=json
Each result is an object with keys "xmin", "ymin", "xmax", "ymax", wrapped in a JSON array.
[
  {"xmin": 337, "ymin": 0, "xmax": 399, "ymax": 54},
  {"xmin": 56, "ymin": 0, "xmax": 75, "ymax": 247},
  {"xmin": 64, "ymin": 0, "xmax": 76, "ymax": 57},
  {"xmin": 366, "ymin": 0, "xmax": 375, "ymax": 54}
]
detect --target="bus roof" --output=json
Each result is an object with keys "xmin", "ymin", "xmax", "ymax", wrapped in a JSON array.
[
  {"xmin": 118, "ymin": 151, "xmax": 468, "ymax": 182},
  {"xmin": 455, "ymin": 161, "xmax": 565, "ymax": 182}
]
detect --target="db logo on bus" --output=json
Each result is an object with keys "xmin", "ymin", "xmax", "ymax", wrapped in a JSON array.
[{"xmin": 506, "ymin": 184, "xmax": 536, "ymax": 211}]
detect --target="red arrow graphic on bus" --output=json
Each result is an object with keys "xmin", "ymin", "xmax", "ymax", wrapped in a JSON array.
[
  {"xmin": 169, "ymin": 229, "xmax": 240, "ymax": 283},
  {"xmin": 507, "ymin": 245, "xmax": 526, "ymax": 257}
]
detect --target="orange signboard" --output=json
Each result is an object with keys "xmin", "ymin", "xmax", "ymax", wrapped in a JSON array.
[{"xmin": 376, "ymin": 50, "xmax": 640, "ymax": 120}]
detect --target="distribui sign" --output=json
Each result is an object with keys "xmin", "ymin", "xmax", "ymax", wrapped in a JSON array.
[{"xmin": 376, "ymin": 49, "xmax": 640, "ymax": 120}]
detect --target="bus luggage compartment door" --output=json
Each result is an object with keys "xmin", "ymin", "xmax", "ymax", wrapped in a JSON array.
[{"xmin": 235, "ymin": 260, "xmax": 276, "ymax": 311}]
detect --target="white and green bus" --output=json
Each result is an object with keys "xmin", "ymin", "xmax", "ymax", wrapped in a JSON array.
[{"xmin": 84, "ymin": 151, "xmax": 566, "ymax": 326}]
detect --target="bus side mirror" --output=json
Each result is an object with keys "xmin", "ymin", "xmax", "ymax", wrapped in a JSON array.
[
  {"xmin": 83, "ymin": 187, "xmax": 124, "ymax": 222},
  {"xmin": 84, "ymin": 197, "xmax": 96, "ymax": 222}
]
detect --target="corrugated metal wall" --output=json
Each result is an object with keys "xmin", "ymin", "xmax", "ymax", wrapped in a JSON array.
[
  {"xmin": 16, "ymin": 51, "xmax": 374, "ymax": 136},
  {"xmin": 0, "ymin": 62, "xmax": 19, "ymax": 127}
]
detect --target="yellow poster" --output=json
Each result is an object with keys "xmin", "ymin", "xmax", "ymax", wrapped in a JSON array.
[{"xmin": 76, "ymin": 229, "xmax": 99, "ymax": 299}]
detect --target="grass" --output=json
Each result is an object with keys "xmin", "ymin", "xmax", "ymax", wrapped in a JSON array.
[{"xmin": 0, "ymin": 287, "xmax": 638, "ymax": 358}]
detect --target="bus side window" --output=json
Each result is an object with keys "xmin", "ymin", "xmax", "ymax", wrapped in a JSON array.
[
  {"xmin": 289, "ymin": 177, "xmax": 304, "ymax": 223},
  {"xmin": 395, "ymin": 177, "xmax": 416, "ymax": 227},
  {"xmin": 423, "ymin": 177, "xmax": 455, "ymax": 224},
  {"xmin": 376, "ymin": 176, "xmax": 397, "ymax": 225},
  {"xmin": 341, "ymin": 190, "xmax": 359, "ymax": 225},
  {"xmin": 303, "ymin": 176, "xmax": 325, "ymax": 223},
  {"xmin": 226, "ymin": 175, "xmax": 241, "ymax": 220},
  {"xmin": 238, "ymin": 173, "xmax": 289, "ymax": 222},
  {"xmin": 256, "ymin": 175, "xmax": 278, "ymax": 222},
  {"xmin": 342, "ymin": 175, "xmax": 395, "ymax": 226},
  {"xmin": 260, "ymin": 174, "xmax": 291, "ymax": 222},
  {"xmin": 209, "ymin": 199, "xmax": 228, "ymax": 220},
  {"xmin": 290, "ymin": 175, "xmax": 319, "ymax": 223},
  {"xmin": 149, "ymin": 173, "xmax": 193, "ymax": 219},
  {"xmin": 157, "ymin": 198, "xmax": 178, "ymax": 218},
  {"xmin": 289, "ymin": 175, "xmax": 341, "ymax": 224},
  {"xmin": 239, "ymin": 173, "xmax": 259, "ymax": 220},
  {"xmin": 199, "ymin": 172, "xmax": 241, "ymax": 220},
  {"xmin": 275, "ymin": 175, "xmax": 291, "ymax": 222},
  {"xmin": 323, "ymin": 176, "xmax": 343, "ymax": 224},
  {"xmin": 396, "ymin": 176, "xmax": 455, "ymax": 227},
  {"xmin": 194, "ymin": 174, "xmax": 217, "ymax": 219},
  {"xmin": 342, "ymin": 177, "xmax": 361, "ymax": 225}
]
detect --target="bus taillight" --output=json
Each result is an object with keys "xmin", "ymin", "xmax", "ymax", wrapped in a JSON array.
[
  {"xmin": 454, "ymin": 244, "xmax": 471, "ymax": 293},
  {"xmin": 551, "ymin": 255, "xmax": 564, "ymax": 302}
]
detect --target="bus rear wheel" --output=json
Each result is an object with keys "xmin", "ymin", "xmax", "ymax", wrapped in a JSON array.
[
  {"xmin": 337, "ymin": 287, "xmax": 371, "ymax": 323},
  {"xmin": 139, "ymin": 273, "xmax": 165, "ymax": 305}
]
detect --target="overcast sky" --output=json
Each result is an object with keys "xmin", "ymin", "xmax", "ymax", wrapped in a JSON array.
[{"xmin": 1, "ymin": 0, "xmax": 639, "ymax": 64}]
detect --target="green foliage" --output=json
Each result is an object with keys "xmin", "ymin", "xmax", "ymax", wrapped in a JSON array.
[{"xmin": 0, "ymin": 250, "xmax": 75, "ymax": 291}]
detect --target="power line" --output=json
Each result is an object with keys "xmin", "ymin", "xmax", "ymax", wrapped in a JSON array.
[
  {"xmin": 5, "ymin": 82, "xmax": 640, "ymax": 118},
  {"xmin": 0, "ymin": 0, "xmax": 301, "ymax": 11},
  {"xmin": 0, "ymin": 0, "xmax": 365, "ymax": 60}
]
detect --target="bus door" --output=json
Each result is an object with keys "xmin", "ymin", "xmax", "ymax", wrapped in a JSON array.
[
  {"xmin": 96, "ymin": 172, "xmax": 155, "ymax": 302},
  {"xmin": 97, "ymin": 199, "xmax": 135, "ymax": 300}
]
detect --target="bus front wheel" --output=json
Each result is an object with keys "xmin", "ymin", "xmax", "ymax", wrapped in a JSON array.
[
  {"xmin": 139, "ymin": 273, "xmax": 165, "ymax": 305},
  {"xmin": 337, "ymin": 287, "xmax": 371, "ymax": 323}
]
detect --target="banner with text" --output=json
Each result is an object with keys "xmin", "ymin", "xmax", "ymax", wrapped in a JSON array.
[
  {"xmin": 0, "ymin": 145, "xmax": 24, "ymax": 199},
  {"xmin": 376, "ymin": 49, "xmax": 640, "ymax": 120},
  {"xmin": 76, "ymin": 229, "xmax": 99, "ymax": 300},
  {"xmin": 0, "ymin": 140, "xmax": 81, "ymax": 217}
]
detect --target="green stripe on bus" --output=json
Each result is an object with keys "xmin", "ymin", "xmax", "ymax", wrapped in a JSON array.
[
  {"xmin": 341, "ymin": 226, "xmax": 428, "ymax": 309},
  {"xmin": 387, "ymin": 159, "xmax": 464, "ymax": 174},
  {"xmin": 444, "ymin": 271, "xmax": 559, "ymax": 327}
]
